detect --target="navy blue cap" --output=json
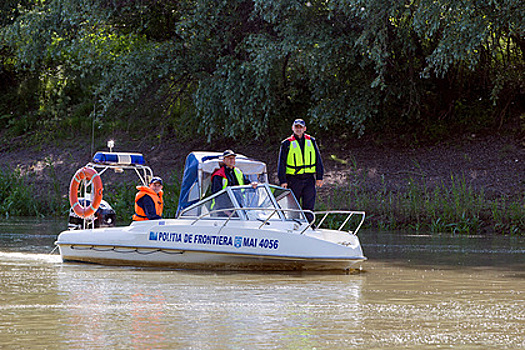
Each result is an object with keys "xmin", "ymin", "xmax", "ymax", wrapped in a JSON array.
[
  {"xmin": 222, "ymin": 150, "xmax": 237, "ymax": 158},
  {"xmin": 150, "ymin": 176, "xmax": 163, "ymax": 185},
  {"xmin": 293, "ymin": 119, "xmax": 306, "ymax": 127}
]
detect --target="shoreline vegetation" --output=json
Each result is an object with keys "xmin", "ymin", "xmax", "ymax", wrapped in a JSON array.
[
  {"xmin": 0, "ymin": 135, "xmax": 523, "ymax": 235},
  {"xmin": 1, "ymin": 2, "xmax": 523, "ymax": 234},
  {"xmin": 319, "ymin": 173, "xmax": 523, "ymax": 235}
]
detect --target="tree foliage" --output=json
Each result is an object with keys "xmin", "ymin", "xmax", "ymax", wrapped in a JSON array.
[{"xmin": 0, "ymin": 0, "xmax": 523, "ymax": 142}]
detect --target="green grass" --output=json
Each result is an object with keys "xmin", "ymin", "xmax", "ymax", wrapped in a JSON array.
[
  {"xmin": 0, "ymin": 168, "xmax": 40, "ymax": 217},
  {"xmin": 318, "ymin": 172, "xmax": 524, "ymax": 235},
  {"xmin": 0, "ymin": 165, "xmax": 183, "ymax": 223},
  {"xmin": 102, "ymin": 169, "xmax": 182, "ymax": 222},
  {"xmin": 2, "ymin": 164, "xmax": 523, "ymax": 235}
]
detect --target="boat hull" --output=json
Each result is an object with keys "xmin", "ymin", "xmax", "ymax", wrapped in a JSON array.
[
  {"xmin": 56, "ymin": 219, "xmax": 366, "ymax": 271},
  {"xmin": 59, "ymin": 245, "xmax": 364, "ymax": 271}
]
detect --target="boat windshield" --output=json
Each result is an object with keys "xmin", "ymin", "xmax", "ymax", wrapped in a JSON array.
[
  {"xmin": 179, "ymin": 184, "xmax": 307, "ymax": 222},
  {"xmin": 268, "ymin": 186, "xmax": 306, "ymax": 221}
]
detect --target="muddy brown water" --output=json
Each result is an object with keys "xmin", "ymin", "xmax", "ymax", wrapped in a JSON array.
[{"xmin": 1, "ymin": 218, "xmax": 523, "ymax": 349}]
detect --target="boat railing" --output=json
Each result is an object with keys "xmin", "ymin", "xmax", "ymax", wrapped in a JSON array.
[
  {"xmin": 87, "ymin": 162, "xmax": 153, "ymax": 187},
  {"xmin": 189, "ymin": 207, "xmax": 315, "ymax": 233},
  {"xmin": 188, "ymin": 208, "xmax": 365, "ymax": 235},
  {"xmin": 314, "ymin": 211, "xmax": 366, "ymax": 235}
]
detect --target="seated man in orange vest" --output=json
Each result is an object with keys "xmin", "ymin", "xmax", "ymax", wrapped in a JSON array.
[{"xmin": 133, "ymin": 176, "xmax": 164, "ymax": 221}]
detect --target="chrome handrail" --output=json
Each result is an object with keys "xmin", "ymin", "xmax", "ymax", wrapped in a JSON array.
[
  {"xmin": 187, "ymin": 207, "xmax": 365, "ymax": 236},
  {"xmin": 314, "ymin": 210, "xmax": 366, "ymax": 235},
  {"xmin": 188, "ymin": 207, "xmax": 311, "ymax": 230}
]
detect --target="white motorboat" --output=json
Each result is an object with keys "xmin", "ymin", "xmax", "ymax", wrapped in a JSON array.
[{"xmin": 55, "ymin": 148, "xmax": 367, "ymax": 271}]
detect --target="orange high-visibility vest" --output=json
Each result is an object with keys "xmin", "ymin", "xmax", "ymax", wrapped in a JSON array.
[{"xmin": 133, "ymin": 186, "xmax": 163, "ymax": 221}]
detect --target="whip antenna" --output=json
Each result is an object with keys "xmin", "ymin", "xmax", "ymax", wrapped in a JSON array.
[{"xmin": 91, "ymin": 103, "xmax": 96, "ymax": 156}]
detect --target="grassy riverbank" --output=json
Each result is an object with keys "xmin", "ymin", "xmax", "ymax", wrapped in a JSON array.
[
  {"xmin": 0, "ymin": 167, "xmax": 183, "ymax": 221},
  {"xmin": 1, "ymin": 161, "xmax": 523, "ymax": 235},
  {"xmin": 318, "ymin": 174, "xmax": 524, "ymax": 235}
]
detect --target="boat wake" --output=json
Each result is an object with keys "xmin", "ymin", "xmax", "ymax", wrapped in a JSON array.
[{"xmin": 0, "ymin": 251, "xmax": 62, "ymax": 264}]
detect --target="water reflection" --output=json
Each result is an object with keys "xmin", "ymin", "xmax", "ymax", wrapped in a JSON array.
[
  {"xmin": 359, "ymin": 260, "xmax": 524, "ymax": 349},
  {"xmin": 0, "ymin": 217, "xmax": 63, "ymax": 253},
  {"xmin": 1, "ymin": 219, "xmax": 524, "ymax": 349},
  {"xmin": 360, "ymin": 231, "xmax": 525, "ymax": 270},
  {"xmin": 56, "ymin": 267, "xmax": 171, "ymax": 349},
  {"xmin": 52, "ymin": 265, "xmax": 365, "ymax": 349}
]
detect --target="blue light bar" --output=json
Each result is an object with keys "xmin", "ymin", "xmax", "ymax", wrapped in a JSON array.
[{"xmin": 92, "ymin": 152, "xmax": 145, "ymax": 165}]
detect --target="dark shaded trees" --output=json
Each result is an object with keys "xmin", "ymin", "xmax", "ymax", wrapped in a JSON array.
[{"xmin": 1, "ymin": 0, "xmax": 523, "ymax": 142}]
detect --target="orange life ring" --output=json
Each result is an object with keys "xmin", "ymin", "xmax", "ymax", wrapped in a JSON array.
[{"xmin": 69, "ymin": 167, "xmax": 103, "ymax": 218}]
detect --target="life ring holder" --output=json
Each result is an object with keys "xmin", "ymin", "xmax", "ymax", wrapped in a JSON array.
[{"xmin": 69, "ymin": 167, "xmax": 103, "ymax": 218}]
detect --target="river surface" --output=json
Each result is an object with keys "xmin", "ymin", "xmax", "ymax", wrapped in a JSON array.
[{"xmin": 0, "ymin": 218, "xmax": 523, "ymax": 349}]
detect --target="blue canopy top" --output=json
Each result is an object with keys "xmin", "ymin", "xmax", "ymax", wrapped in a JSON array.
[{"xmin": 176, "ymin": 152, "xmax": 268, "ymax": 216}]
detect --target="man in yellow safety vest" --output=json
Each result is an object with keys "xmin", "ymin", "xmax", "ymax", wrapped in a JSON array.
[
  {"xmin": 210, "ymin": 150, "xmax": 259, "ymax": 215},
  {"xmin": 277, "ymin": 119, "xmax": 324, "ymax": 222}
]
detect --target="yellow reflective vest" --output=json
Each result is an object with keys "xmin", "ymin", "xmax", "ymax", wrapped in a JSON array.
[
  {"xmin": 210, "ymin": 166, "xmax": 246, "ymax": 211},
  {"xmin": 212, "ymin": 166, "xmax": 246, "ymax": 190},
  {"xmin": 286, "ymin": 134, "xmax": 316, "ymax": 175}
]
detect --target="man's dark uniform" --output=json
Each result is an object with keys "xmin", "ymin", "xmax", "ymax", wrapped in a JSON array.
[{"xmin": 277, "ymin": 131, "xmax": 324, "ymax": 222}]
